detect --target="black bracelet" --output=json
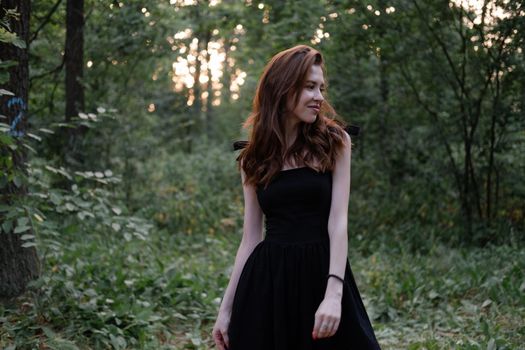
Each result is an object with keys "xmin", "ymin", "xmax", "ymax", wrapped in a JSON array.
[{"xmin": 327, "ymin": 274, "xmax": 345, "ymax": 284}]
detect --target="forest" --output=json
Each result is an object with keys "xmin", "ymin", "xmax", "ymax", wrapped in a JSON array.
[{"xmin": 0, "ymin": 0, "xmax": 524, "ymax": 349}]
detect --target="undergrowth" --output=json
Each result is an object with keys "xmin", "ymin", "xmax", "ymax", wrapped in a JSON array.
[{"xmin": 0, "ymin": 228, "xmax": 523, "ymax": 349}]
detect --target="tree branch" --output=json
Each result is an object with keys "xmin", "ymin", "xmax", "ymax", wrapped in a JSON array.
[
  {"xmin": 399, "ymin": 63, "xmax": 463, "ymax": 197},
  {"xmin": 29, "ymin": 54, "xmax": 65, "ymax": 83},
  {"xmin": 411, "ymin": 0, "xmax": 471, "ymax": 102},
  {"xmin": 29, "ymin": 0, "xmax": 63, "ymax": 43}
]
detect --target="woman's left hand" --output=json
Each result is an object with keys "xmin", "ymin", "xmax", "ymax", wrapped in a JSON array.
[{"xmin": 312, "ymin": 296, "xmax": 342, "ymax": 339}]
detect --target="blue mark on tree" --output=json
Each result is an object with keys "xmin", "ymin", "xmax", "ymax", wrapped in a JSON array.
[{"xmin": 6, "ymin": 97, "xmax": 26, "ymax": 137}]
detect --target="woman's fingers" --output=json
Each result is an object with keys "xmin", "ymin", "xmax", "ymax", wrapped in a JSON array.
[
  {"xmin": 323, "ymin": 319, "xmax": 334, "ymax": 337},
  {"xmin": 212, "ymin": 328, "xmax": 227, "ymax": 350},
  {"xmin": 320, "ymin": 319, "xmax": 334, "ymax": 338},
  {"xmin": 327, "ymin": 318, "xmax": 339, "ymax": 337},
  {"xmin": 333, "ymin": 318, "xmax": 341, "ymax": 335},
  {"xmin": 223, "ymin": 330, "xmax": 230, "ymax": 349},
  {"xmin": 313, "ymin": 297, "xmax": 342, "ymax": 339},
  {"xmin": 313, "ymin": 314, "xmax": 340, "ymax": 339},
  {"xmin": 312, "ymin": 313, "xmax": 324, "ymax": 339}
]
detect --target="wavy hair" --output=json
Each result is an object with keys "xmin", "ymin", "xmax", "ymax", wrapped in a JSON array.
[{"xmin": 237, "ymin": 45, "xmax": 348, "ymax": 188}]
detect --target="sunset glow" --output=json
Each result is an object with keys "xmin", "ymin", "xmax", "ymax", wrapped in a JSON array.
[{"xmin": 170, "ymin": 29, "xmax": 246, "ymax": 108}]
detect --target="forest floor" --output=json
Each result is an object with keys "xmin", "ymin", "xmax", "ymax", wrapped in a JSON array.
[{"xmin": 1, "ymin": 229, "xmax": 523, "ymax": 350}]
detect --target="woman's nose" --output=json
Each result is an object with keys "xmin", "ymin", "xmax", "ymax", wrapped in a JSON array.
[{"xmin": 314, "ymin": 89, "xmax": 324, "ymax": 102}]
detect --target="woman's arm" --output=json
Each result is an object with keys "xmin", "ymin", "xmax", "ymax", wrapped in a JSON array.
[
  {"xmin": 325, "ymin": 131, "xmax": 352, "ymax": 298},
  {"xmin": 312, "ymin": 131, "xmax": 352, "ymax": 340},
  {"xmin": 218, "ymin": 167, "xmax": 264, "ymax": 313}
]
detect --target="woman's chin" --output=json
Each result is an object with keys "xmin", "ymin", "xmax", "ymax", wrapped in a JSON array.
[{"xmin": 306, "ymin": 115, "xmax": 318, "ymax": 124}]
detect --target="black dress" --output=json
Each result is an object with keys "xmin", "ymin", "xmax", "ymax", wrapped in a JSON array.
[{"xmin": 227, "ymin": 166, "xmax": 381, "ymax": 350}]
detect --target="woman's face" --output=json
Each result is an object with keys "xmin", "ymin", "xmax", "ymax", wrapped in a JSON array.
[{"xmin": 286, "ymin": 64, "xmax": 325, "ymax": 125}]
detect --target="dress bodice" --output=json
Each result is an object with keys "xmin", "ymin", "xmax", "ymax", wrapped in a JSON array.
[{"xmin": 256, "ymin": 167, "xmax": 332, "ymax": 243}]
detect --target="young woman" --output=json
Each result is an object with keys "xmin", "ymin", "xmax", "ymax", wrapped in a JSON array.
[{"xmin": 212, "ymin": 45, "xmax": 381, "ymax": 350}]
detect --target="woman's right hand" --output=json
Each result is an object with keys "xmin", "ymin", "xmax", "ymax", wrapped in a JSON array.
[{"xmin": 212, "ymin": 309, "xmax": 231, "ymax": 350}]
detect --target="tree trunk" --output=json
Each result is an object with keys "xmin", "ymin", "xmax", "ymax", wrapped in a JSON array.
[
  {"xmin": 65, "ymin": 0, "xmax": 84, "ymax": 120},
  {"xmin": 64, "ymin": 0, "xmax": 85, "ymax": 165},
  {"xmin": 486, "ymin": 70, "xmax": 500, "ymax": 221},
  {"xmin": 377, "ymin": 0, "xmax": 391, "ymax": 184},
  {"xmin": 0, "ymin": 0, "xmax": 40, "ymax": 301},
  {"xmin": 204, "ymin": 30, "xmax": 212, "ymax": 140},
  {"xmin": 378, "ymin": 54, "xmax": 390, "ymax": 182}
]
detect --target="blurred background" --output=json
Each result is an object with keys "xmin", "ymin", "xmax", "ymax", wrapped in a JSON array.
[{"xmin": 1, "ymin": 0, "xmax": 524, "ymax": 349}]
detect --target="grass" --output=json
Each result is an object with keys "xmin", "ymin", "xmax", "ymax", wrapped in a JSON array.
[{"xmin": 1, "ymin": 226, "xmax": 523, "ymax": 349}]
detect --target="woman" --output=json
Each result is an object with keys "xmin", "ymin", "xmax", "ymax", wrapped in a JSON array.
[{"xmin": 212, "ymin": 45, "xmax": 381, "ymax": 350}]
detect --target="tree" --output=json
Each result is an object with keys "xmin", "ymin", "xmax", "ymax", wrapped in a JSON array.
[
  {"xmin": 0, "ymin": 0, "xmax": 40, "ymax": 300},
  {"xmin": 64, "ymin": 0, "xmax": 84, "ymax": 165},
  {"xmin": 396, "ymin": 0, "xmax": 525, "ymax": 238}
]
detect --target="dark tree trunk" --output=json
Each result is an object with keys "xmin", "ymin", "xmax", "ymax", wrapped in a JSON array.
[
  {"xmin": 376, "ymin": 0, "xmax": 391, "ymax": 184},
  {"xmin": 486, "ymin": 70, "xmax": 500, "ymax": 221},
  {"xmin": 378, "ymin": 54, "xmax": 390, "ymax": 181},
  {"xmin": 0, "ymin": 0, "xmax": 40, "ymax": 301},
  {"xmin": 64, "ymin": 0, "xmax": 85, "ymax": 165},
  {"xmin": 65, "ymin": 0, "xmax": 84, "ymax": 120}
]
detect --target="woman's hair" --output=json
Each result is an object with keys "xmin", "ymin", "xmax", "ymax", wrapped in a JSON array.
[{"xmin": 237, "ymin": 44, "xmax": 349, "ymax": 188}]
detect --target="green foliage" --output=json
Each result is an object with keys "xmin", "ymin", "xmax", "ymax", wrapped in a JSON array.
[
  {"xmin": 132, "ymin": 138, "xmax": 243, "ymax": 236},
  {"xmin": 0, "ymin": 212, "xmax": 234, "ymax": 349},
  {"xmin": 0, "ymin": 5, "xmax": 25, "ymax": 48},
  {"xmin": 0, "ymin": 3, "xmax": 25, "ymax": 84},
  {"xmin": 358, "ymin": 243, "xmax": 525, "ymax": 349},
  {"xmin": 1, "ymin": 224, "xmax": 523, "ymax": 349}
]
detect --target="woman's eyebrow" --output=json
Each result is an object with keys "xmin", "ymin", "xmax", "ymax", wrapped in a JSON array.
[{"xmin": 305, "ymin": 80, "xmax": 325, "ymax": 87}]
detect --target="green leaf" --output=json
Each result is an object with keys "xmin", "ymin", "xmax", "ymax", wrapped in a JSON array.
[
  {"xmin": 1, "ymin": 220, "xmax": 12, "ymax": 233},
  {"xmin": 45, "ymin": 165, "xmax": 59, "ymax": 174},
  {"xmin": 17, "ymin": 217, "xmax": 29, "ymax": 227},
  {"xmin": 12, "ymin": 175, "xmax": 23, "ymax": 188},
  {"xmin": 20, "ymin": 234, "xmax": 35, "ymax": 240},
  {"xmin": 38, "ymin": 128, "xmax": 54, "ymax": 134},
  {"xmin": 0, "ymin": 28, "xmax": 17, "ymax": 44},
  {"xmin": 112, "ymin": 207, "xmax": 122, "ymax": 215},
  {"xmin": 487, "ymin": 338, "xmax": 496, "ymax": 350},
  {"xmin": 0, "ymin": 176, "xmax": 8, "ymax": 189},
  {"xmin": 14, "ymin": 225, "xmax": 30, "ymax": 234},
  {"xmin": 12, "ymin": 37, "xmax": 26, "ymax": 49},
  {"xmin": 21, "ymin": 241, "xmax": 37, "ymax": 248},
  {"xmin": 0, "ymin": 133, "xmax": 14, "ymax": 145},
  {"xmin": 0, "ymin": 60, "xmax": 18, "ymax": 69},
  {"xmin": 27, "ymin": 133, "xmax": 42, "ymax": 141},
  {"xmin": 0, "ymin": 88, "xmax": 14, "ymax": 96},
  {"xmin": 65, "ymin": 203, "xmax": 76, "ymax": 211},
  {"xmin": 22, "ymin": 143, "xmax": 37, "ymax": 154},
  {"xmin": 49, "ymin": 192, "xmax": 62, "ymax": 205},
  {"xmin": 109, "ymin": 334, "xmax": 127, "ymax": 350},
  {"xmin": 0, "ymin": 71, "xmax": 9, "ymax": 84},
  {"xmin": 41, "ymin": 326, "xmax": 56, "ymax": 338}
]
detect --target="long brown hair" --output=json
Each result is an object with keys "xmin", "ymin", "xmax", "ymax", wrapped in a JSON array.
[{"xmin": 237, "ymin": 45, "xmax": 348, "ymax": 188}]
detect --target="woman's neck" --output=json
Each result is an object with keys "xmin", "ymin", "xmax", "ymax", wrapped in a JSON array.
[{"xmin": 284, "ymin": 117, "xmax": 300, "ymax": 149}]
